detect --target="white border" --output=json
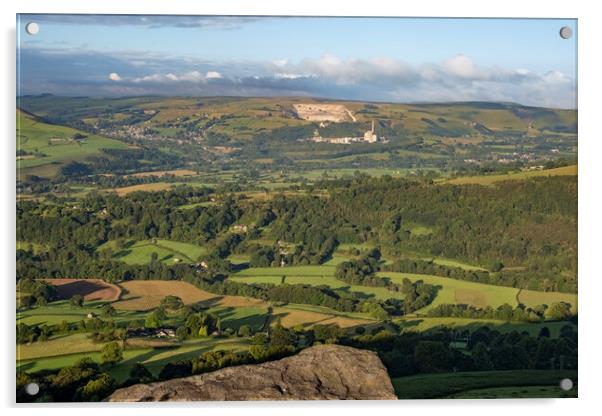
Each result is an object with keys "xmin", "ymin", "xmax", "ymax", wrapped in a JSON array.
[{"xmin": 2, "ymin": 0, "xmax": 601, "ymax": 414}]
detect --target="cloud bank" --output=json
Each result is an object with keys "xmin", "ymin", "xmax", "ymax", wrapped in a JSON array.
[{"xmin": 18, "ymin": 47, "xmax": 576, "ymax": 108}]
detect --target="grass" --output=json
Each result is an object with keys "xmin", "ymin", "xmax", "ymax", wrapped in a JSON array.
[
  {"xmin": 445, "ymin": 165, "xmax": 577, "ymax": 186},
  {"xmin": 17, "ymin": 110, "xmax": 127, "ymax": 176},
  {"xmin": 381, "ymin": 272, "xmax": 523, "ymax": 312},
  {"xmin": 17, "ymin": 337, "xmax": 251, "ymax": 383},
  {"xmin": 518, "ymin": 289, "xmax": 578, "ymax": 312},
  {"xmin": 207, "ymin": 306, "xmax": 269, "ymax": 332},
  {"xmin": 110, "ymin": 183, "xmax": 174, "ymax": 196},
  {"xmin": 17, "ymin": 333, "xmax": 105, "ymax": 361},
  {"xmin": 396, "ymin": 316, "xmax": 576, "ymax": 337},
  {"xmin": 231, "ymin": 273, "xmax": 407, "ymax": 301},
  {"xmin": 17, "ymin": 302, "xmax": 149, "ymax": 326},
  {"xmin": 447, "ymin": 385, "xmax": 577, "ymax": 398},
  {"xmin": 101, "ymin": 239, "xmax": 206, "ymax": 265},
  {"xmin": 233, "ymin": 265, "xmax": 336, "ymax": 277},
  {"xmin": 430, "ymin": 257, "xmax": 487, "ymax": 271},
  {"xmin": 227, "ymin": 253, "xmax": 251, "ymax": 265},
  {"xmin": 391, "ymin": 369, "xmax": 577, "ymax": 399}
]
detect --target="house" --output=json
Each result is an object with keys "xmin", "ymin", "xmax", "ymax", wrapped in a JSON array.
[{"xmin": 232, "ymin": 224, "xmax": 248, "ymax": 233}]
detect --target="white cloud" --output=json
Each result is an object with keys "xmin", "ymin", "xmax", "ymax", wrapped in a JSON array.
[
  {"xmin": 108, "ymin": 72, "xmax": 121, "ymax": 81},
  {"xmin": 205, "ymin": 71, "xmax": 222, "ymax": 79},
  {"xmin": 442, "ymin": 54, "xmax": 481, "ymax": 79}
]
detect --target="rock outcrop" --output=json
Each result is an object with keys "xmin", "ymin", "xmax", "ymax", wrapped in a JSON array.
[{"xmin": 105, "ymin": 344, "xmax": 396, "ymax": 401}]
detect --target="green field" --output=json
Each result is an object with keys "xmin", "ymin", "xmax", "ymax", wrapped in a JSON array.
[
  {"xmin": 17, "ymin": 337, "xmax": 251, "ymax": 383},
  {"xmin": 234, "ymin": 265, "xmax": 337, "ymax": 277},
  {"xmin": 17, "ymin": 110, "xmax": 127, "ymax": 176},
  {"xmin": 232, "ymin": 265, "xmax": 576, "ymax": 313},
  {"xmin": 392, "ymin": 370, "xmax": 577, "ymax": 399},
  {"xmin": 207, "ymin": 306, "xmax": 270, "ymax": 332},
  {"xmin": 231, "ymin": 272, "xmax": 408, "ymax": 301},
  {"xmin": 445, "ymin": 165, "xmax": 577, "ymax": 186},
  {"xmin": 17, "ymin": 301, "xmax": 148, "ymax": 326},
  {"xmin": 380, "ymin": 272, "xmax": 577, "ymax": 312},
  {"xmin": 397, "ymin": 316, "xmax": 576, "ymax": 337},
  {"xmin": 100, "ymin": 239, "xmax": 206, "ymax": 264}
]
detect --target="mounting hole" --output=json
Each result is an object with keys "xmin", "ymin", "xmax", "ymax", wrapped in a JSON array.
[
  {"xmin": 25, "ymin": 382, "xmax": 40, "ymax": 396},
  {"xmin": 559, "ymin": 378, "xmax": 573, "ymax": 391},
  {"xmin": 559, "ymin": 26, "xmax": 573, "ymax": 39},
  {"xmin": 25, "ymin": 22, "xmax": 40, "ymax": 35}
]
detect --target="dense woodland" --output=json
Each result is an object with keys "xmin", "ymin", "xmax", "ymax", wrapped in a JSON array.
[{"xmin": 17, "ymin": 175, "xmax": 577, "ymax": 294}]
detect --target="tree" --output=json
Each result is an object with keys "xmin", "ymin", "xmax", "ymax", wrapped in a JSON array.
[
  {"xmin": 414, "ymin": 341, "xmax": 452, "ymax": 373},
  {"xmin": 144, "ymin": 313, "xmax": 161, "ymax": 329},
  {"xmin": 129, "ymin": 362, "xmax": 153, "ymax": 383},
  {"xmin": 70, "ymin": 294, "xmax": 84, "ymax": 308},
  {"xmin": 101, "ymin": 342, "xmax": 123, "ymax": 366},
  {"xmin": 101, "ymin": 304, "xmax": 116, "ymax": 317},
  {"xmin": 161, "ymin": 295, "xmax": 184, "ymax": 310},
  {"xmin": 237, "ymin": 325, "xmax": 252, "ymax": 337},
  {"xmin": 80, "ymin": 373, "xmax": 115, "ymax": 401},
  {"xmin": 150, "ymin": 252, "xmax": 159, "ymax": 263},
  {"xmin": 176, "ymin": 326, "xmax": 189, "ymax": 341},
  {"xmin": 545, "ymin": 302, "xmax": 573, "ymax": 320},
  {"xmin": 490, "ymin": 262, "xmax": 504, "ymax": 272}
]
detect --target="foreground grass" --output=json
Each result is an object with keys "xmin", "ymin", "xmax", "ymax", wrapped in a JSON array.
[
  {"xmin": 392, "ymin": 369, "xmax": 577, "ymax": 399},
  {"xmin": 447, "ymin": 385, "xmax": 577, "ymax": 399}
]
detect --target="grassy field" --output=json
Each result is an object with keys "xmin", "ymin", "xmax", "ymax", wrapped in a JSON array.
[
  {"xmin": 391, "ymin": 369, "xmax": 577, "ymax": 399},
  {"xmin": 231, "ymin": 272, "xmax": 407, "ymax": 301},
  {"xmin": 17, "ymin": 110, "xmax": 127, "ymax": 176},
  {"xmin": 17, "ymin": 302, "xmax": 148, "ymax": 326},
  {"xmin": 233, "ymin": 265, "xmax": 337, "ymax": 277},
  {"xmin": 430, "ymin": 257, "xmax": 488, "ymax": 271},
  {"xmin": 445, "ymin": 165, "xmax": 577, "ymax": 186},
  {"xmin": 101, "ymin": 239, "xmax": 206, "ymax": 264},
  {"xmin": 380, "ymin": 272, "xmax": 577, "ymax": 312},
  {"xmin": 232, "ymin": 265, "xmax": 576, "ymax": 313},
  {"xmin": 17, "ymin": 337, "xmax": 251, "ymax": 383},
  {"xmin": 396, "ymin": 317, "xmax": 576, "ymax": 337},
  {"xmin": 110, "ymin": 183, "xmax": 175, "ymax": 196},
  {"xmin": 207, "ymin": 306, "xmax": 269, "ymax": 332}
]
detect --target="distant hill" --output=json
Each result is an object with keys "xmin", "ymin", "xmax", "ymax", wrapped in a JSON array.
[{"xmin": 16, "ymin": 108, "xmax": 128, "ymax": 178}]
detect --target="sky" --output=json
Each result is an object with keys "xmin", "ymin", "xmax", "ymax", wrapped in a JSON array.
[{"xmin": 17, "ymin": 15, "xmax": 577, "ymax": 108}]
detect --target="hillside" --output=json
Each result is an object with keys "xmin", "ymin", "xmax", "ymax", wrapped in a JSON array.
[
  {"xmin": 16, "ymin": 109, "xmax": 128, "ymax": 177},
  {"xmin": 16, "ymin": 96, "xmax": 577, "ymax": 179}
]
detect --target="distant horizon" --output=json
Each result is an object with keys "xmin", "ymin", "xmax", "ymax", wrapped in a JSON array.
[{"xmin": 16, "ymin": 93, "xmax": 577, "ymax": 110}]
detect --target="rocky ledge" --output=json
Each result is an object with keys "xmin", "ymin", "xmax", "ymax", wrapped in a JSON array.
[{"xmin": 105, "ymin": 344, "xmax": 396, "ymax": 401}]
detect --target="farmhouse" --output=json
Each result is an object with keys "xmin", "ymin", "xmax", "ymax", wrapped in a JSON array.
[{"xmin": 127, "ymin": 328, "xmax": 176, "ymax": 339}]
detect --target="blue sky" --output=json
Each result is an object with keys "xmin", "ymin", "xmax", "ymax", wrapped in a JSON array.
[{"xmin": 17, "ymin": 15, "xmax": 577, "ymax": 108}]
